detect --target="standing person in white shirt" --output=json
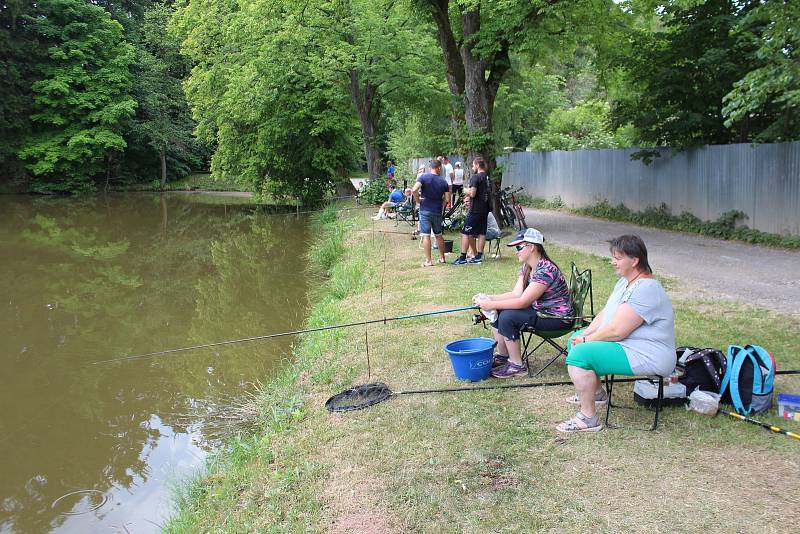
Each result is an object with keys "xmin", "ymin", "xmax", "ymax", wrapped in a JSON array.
[
  {"xmin": 452, "ymin": 161, "xmax": 464, "ymax": 199},
  {"xmin": 442, "ymin": 156, "xmax": 455, "ymax": 188}
]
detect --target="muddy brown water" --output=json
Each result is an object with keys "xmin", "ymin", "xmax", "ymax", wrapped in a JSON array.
[{"xmin": 0, "ymin": 194, "xmax": 313, "ymax": 533}]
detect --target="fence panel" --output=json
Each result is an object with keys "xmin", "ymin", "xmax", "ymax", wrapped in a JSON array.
[{"xmin": 498, "ymin": 142, "xmax": 800, "ymax": 235}]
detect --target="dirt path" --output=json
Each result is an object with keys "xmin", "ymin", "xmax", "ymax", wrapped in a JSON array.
[{"xmin": 523, "ymin": 208, "xmax": 800, "ymax": 315}]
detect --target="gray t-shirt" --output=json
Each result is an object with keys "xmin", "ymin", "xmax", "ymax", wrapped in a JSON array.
[{"xmin": 601, "ymin": 278, "xmax": 676, "ymax": 376}]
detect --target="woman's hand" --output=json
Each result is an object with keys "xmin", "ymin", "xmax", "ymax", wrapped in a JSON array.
[
  {"xmin": 570, "ymin": 335, "xmax": 588, "ymax": 348},
  {"xmin": 472, "ymin": 293, "xmax": 489, "ymax": 306},
  {"xmin": 474, "ymin": 297, "xmax": 493, "ymax": 310}
]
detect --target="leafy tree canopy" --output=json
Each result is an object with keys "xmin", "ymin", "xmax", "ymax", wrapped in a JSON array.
[
  {"xmin": 172, "ymin": 0, "xmax": 360, "ymax": 205},
  {"xmin": 18, "ymin": 0, "xmax": 137, "ymax": 193},
  {"xmin": 723, "ymin": 0, "xmax": 800, "ymax": 141}
]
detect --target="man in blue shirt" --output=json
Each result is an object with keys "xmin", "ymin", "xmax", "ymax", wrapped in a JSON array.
[
  {"xmin": 372, "ymin": 183, "xmax": 405, "ymax": 220},
  {"xmin": 412, "ymin": 159, "xmax": 451, "ymax": 266}
]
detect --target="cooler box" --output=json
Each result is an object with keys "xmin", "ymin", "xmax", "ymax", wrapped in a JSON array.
[{"xmin": 633, "ymin": 379, "xmax": 687, "ymax": 408}]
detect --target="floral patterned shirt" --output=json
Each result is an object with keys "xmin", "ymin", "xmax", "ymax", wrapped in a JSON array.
[{"xmin": 519, "ymin": 258, "xmax": 572, "ymax": 317}]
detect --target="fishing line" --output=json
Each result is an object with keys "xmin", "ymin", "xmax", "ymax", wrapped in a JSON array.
[
  {"xmin": 380, "ymin": 231, "xmax": 388, "ymax": 366},
  {"xmin": 365, "ymin": 328, "xmax": 371, "ymax": 380},
  {"xmin": 92, "ymin": 305, "xmax": 478, "ymax": 365}
]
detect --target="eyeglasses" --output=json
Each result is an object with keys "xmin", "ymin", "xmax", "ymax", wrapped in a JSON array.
[{"xmin": 515, "ymin": 244, "xmax": 527, "ymax": 251}]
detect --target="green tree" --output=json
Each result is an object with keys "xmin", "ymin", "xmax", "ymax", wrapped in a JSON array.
[
  {"xmin": 172, "ymin": 0, "xmax": 359, "ymax": 204},
  {"xmin": 299, "ymin": 0, "xmax": 444, "ymax": 183},
  {"xmin": 723, "ymin": 0, "xmax": 800, "ymax": 142},
  {"xmin": 0, "ymin": 2, "xmax": 43, "ymax": 187},
  {"xmin": 130, "ymin": 2, "xmax": 201, "ymax": 191},
  {"xmin": 493, "ymin": 63, "xmax": 568, "ymax": 151},
  {"xmin": 528, "ymin": 99, "xmax": 621, "ymax": 151},
  {"xmin": 608, "ymin": 0, "xmax": 767, "ymax": 148},
  {"xmin": 18, "ymin": 0, "xmax": 137, "ymax": 193},
  {"xmin": 413, "ymin": 0, "xmax": 613, "ymax": 165}
]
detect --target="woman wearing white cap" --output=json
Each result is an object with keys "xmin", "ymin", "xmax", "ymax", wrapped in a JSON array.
[{"xmin": 473, "ymin": 228, "xmax": 573, "ymax": 378}]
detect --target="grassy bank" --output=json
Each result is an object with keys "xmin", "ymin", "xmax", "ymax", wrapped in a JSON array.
[{"xmin": 166, "ymin": 203, "xmax": 800, "ymax": 533}]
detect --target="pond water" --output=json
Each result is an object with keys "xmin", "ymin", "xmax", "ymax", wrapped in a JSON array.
[{"xmin": 0, "ymin": 194, "xmax": 313, "ymax": 533}]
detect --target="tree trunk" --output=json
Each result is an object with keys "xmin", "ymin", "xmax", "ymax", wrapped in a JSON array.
[
  {"xmin": 347, "ymin": 68, "xmax": 383, "ymax": 183},
  {"xmin": 426, "ymin": 1, "xmax": 513, "ymax": 224},
  {"xmin": 104, "ymin": 153, "xmax": 112, "ymax": 194},
  {"xmin": 159, "ymin": 147, "xmax": 167, "ymax": 191},
  {"xmin": 460, "ymin": 9, "xmax": 506, "ymax": 224},
  {"xmin": 427, "ymin": 0, "xmax": 467, "ymax": 151}
]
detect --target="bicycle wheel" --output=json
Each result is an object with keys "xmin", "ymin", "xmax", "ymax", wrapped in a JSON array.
[
  {"xmin": 501, "ymin": 203, "xmax": 516, "ymax": 228},
  {"xmin": 513, "ymin": 204, "xmax": 527, "ymax": 229}
]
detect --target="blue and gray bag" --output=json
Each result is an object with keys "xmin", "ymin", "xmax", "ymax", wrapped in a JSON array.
[{"xmin": 719, "ymin": 344, "xmax": 775, "ymax": 415}]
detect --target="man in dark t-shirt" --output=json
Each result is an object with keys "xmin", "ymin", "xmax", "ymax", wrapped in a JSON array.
[
  {"xmin": 453, "ymin": 157, "xmax": 490, "ymax": 265},
  {"xmin": 412, "ymin": 159, "xmax": 450, "ymax": 266}
]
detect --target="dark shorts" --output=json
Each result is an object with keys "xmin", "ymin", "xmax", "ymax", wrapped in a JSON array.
[
  {"xmin": 492, "ymin": 308, "xmax": 572, "ymax": 341},
  {"xmin": 419, "ymin": 210, "xmax": 443, "ymax": 235},
  {"xmin": 461, "ymin": 212, "xmax": 488, "ymax": 236}
]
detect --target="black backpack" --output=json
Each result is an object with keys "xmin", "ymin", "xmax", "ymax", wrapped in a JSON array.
[{"xmin": 676, "ymin": 346, "xmax": 727, "ymax": 394}]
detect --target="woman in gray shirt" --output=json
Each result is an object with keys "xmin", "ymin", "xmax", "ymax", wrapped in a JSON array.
[{"xmin": 557, "ymin": 235, "xmax": 676, "ymax": 433}]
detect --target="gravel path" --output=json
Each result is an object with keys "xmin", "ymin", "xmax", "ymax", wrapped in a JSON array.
[{"xmin": 523, "ymin": 208, "xmax": 800, "ymax": 316}]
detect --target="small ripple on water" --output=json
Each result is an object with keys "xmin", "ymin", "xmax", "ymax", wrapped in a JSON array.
[{"xmin": 51, "ymin": 489, "xmax": 108, "ymax": 516}]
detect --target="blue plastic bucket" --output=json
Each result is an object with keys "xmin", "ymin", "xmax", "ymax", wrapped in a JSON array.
[{"xmin": 444, "ymin": 337, "xmax": 496, "ymax": 381}]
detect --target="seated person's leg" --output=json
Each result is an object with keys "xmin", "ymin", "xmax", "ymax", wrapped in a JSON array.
[
  {"xmin": 430, "ymin": 212, "xmax": 446, "ymax": 262},
  {"xmin": 491, "ymin": 309, "xmax": 536, "ymax": 378},
  {"xmin": 565, "ymin": 341, "xmax": 633, "ymax": 377},
  {"xmin": 564, "ymin": 342, "xmax": 632, "ymax": 421}
]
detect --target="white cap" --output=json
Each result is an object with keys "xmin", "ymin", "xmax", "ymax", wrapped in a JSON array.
[{"xmin": 507, "ymin": 228, "xmax": 544, "ymax": 246}]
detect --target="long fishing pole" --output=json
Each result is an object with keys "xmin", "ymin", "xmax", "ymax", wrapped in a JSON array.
[
  {"xmin": 92, "ymin": 305, "xmax": 477, "ymax": 366},
  {"xmin": 719, "ymin": 409, "xmax": 800, "ymax": 441}
]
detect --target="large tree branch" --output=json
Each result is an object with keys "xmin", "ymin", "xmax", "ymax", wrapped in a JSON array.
[{"xmin": 423, "ymin": 0, "xmax": 465, "ymax": 96}]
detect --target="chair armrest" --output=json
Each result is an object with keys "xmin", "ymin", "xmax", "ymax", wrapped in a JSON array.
[{"xmin": 536, "ymin": 312, "xmax": 595, "ymax": 321}]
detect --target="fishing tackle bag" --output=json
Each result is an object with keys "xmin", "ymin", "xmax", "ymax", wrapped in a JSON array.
[
  {"xmin": 719, "ymin": 344, "xmax": 776, "ymax": 415},
  {"xmin": 676, "ymin": 346, "xmax": 727, "ymax": 395}
]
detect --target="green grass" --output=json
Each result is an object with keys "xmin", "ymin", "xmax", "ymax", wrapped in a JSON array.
[{"xmin": 166, "ymin": 204, "xmax": 800, "ymax": 533}]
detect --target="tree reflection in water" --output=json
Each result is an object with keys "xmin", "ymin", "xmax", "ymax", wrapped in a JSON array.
[{"xmin": 0, "ymin": 194, "xmax": 312, "ymax": 533}]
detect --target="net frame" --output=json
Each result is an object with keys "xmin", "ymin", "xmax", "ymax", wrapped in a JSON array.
[{"xmin": 325, "ymin": 382, "xmax": 393, "ymax": 412}]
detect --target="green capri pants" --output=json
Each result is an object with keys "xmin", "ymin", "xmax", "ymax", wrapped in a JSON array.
[{"xmin": 564, "ymin": 329, "xmax": 633, "ymax": 376}]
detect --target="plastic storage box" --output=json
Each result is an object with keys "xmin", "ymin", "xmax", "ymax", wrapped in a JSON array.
[{"xmin": 777, "ymin": 393, "xmax": 800, "ymax": 421}]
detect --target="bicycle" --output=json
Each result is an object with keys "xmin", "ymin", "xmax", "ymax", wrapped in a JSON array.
[
  {"xmin": 497, "ymin": 186, "xmax": 527, "ymax": 230},
  {"xmin": 510, "ymin": 187, "xmax": 528, "ymax": 230}
]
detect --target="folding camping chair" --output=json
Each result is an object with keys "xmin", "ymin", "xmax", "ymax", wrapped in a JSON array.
[
  {"xmin": 485, "ymin": 230, "xmax": 508, "ymax": 259},
  {"xmin": 395, "ymin": 196, "xmax": 417, "ymax": 227},
  {"xmin": 520, "ymin": 262, "xmax": 594, "ymax": 377}
]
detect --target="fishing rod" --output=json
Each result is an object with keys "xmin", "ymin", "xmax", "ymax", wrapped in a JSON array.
[
  {"xmin": 92, "ymin": 305, "xmax": 477, "ymax": 366},
  {"xmin": 719, "ymin": 409, "xmax": 800, "ymax": 441},
  {"xmin": 355, "ymin": 229, "xmax": 415, "ymax": 236}
]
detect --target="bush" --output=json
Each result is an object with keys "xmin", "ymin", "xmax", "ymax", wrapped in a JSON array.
[
  {"xmin": 361, "ymin": 179, "xmax": 392, "ymax": 205},
  {"xmin": 574, "ymin": 200, "xmax": 800, "ymax": 248}
]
